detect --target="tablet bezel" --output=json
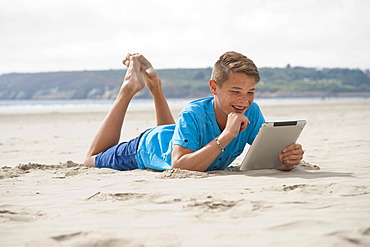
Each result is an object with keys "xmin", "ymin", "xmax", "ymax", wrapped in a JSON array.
[{"xmin": 239, "ymin": 120, "xmax": 306, "ymax": 170}]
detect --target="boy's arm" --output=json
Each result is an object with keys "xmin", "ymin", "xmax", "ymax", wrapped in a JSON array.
[
  {"xmin": 171, "ymin": 112, "xmax": 249, "ymax": 171},
  {"xmin": 171, "ymin": 134, "xmax": 232, "ymax": 171}
]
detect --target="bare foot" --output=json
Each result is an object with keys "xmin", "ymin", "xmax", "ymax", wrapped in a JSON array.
[
  {"xmin": 123, "ymin": 53, "xmax": 161, "ymax": 91},
  {"xmin": 121, "ymin": 56, "xmax": 145, "ymax": 95},
  {"xmin": 122, "ymin": 53, "xmax": 131, "ymax": 67}
]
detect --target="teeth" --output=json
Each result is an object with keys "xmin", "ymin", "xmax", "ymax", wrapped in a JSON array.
[{"xmin": 233, "ymin": 106, "xmax": 245, "ymax": 110}]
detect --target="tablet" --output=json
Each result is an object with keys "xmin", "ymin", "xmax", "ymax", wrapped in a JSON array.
[{"xmin": 239, "ymin": 120, "xmax": 306, "ymax": 170}]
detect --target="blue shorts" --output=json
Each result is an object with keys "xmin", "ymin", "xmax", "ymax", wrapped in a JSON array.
[{"xmin": 95, "ymin": 129, "xmax": 150, "ymax": 171}]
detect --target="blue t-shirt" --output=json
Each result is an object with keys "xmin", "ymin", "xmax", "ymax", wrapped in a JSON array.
[{"xmin": 136, "ymin": 97, "xmax": 265, "ymax": 171}]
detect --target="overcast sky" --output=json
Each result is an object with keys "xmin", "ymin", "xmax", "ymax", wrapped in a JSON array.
[{"xmin": 1, "ymin": 0, "xmax": 369, "ymax": 74}]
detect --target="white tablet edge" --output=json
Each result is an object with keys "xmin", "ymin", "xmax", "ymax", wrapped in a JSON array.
[{"xmin": 239, "ymin": 120, "xmax": 306, "ymax": 171}]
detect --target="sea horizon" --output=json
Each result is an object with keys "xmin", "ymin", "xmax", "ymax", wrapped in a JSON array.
[{"xmin": 0, "ymin": 96, "xmax": 368, "ymax": 114}]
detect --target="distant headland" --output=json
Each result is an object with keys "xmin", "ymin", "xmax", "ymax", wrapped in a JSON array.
[{"xmin": 1, "ymin": 66, "xmax": 369, "ymax": 100}]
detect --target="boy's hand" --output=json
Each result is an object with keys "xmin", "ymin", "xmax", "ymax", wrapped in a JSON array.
[
  {"xmin": 224, "ymin": 113, "xmax": 250, "ymax": 139},
  {"xmin": 277, "ymin": 143, "xmax": 304, "ymax": 171}
]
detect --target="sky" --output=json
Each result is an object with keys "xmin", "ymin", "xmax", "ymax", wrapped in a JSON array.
[{"xmin": 1, "ymin": 0, "xmax": 369, "ymax": 74}]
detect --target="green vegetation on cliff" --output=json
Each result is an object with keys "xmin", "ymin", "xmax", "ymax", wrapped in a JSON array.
[
  {"xmin": 0, "ymin": 66, "xmax": 369, "ymax": 99},
  {"xmin": 258, "ymin": 66, "xmax": 370, "ymax": 94}
]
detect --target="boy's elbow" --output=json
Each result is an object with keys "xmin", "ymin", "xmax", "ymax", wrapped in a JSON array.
[
  {"xmin": 171, "ymin": 160, "xmax": 181, "ymax": 169},
  {"xmin": 171, "ymin": 158, "xmax": 190, "ymax": 170},
  {"xmin": 171, "ymin": 160, "xmax": 206, "ymax": 172}
]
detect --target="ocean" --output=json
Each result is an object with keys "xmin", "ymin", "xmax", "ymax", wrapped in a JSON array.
[{"xmin": 0, "ymin": 97, "xmax": 366, "ymax": 114}]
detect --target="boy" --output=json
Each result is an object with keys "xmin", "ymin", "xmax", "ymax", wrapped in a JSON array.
[{"xmin": 85, "ymin": 52, "xmax": 304, "ymax": 171}]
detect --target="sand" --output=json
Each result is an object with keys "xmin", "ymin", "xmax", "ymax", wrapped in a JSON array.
[{"xmin": 1, "ymin": 98, "xmax": 370, "ymax": 246}]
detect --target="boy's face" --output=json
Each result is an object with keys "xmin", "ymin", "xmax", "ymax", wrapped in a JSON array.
[{"xmin": 210, "ymin": 72, "xmax": 256, "ymax": 117}]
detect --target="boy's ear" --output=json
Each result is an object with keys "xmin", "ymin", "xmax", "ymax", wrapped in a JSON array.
[{"xmin": 209, "ymin": 80, "xmax": 218, "ymax": 95}]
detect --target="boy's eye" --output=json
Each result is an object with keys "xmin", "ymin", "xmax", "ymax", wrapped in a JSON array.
[
  {"xmin": 231, "ymin": 91, "xmax": 240, "ymax": 94},
  {"xmin": 248, "ymin": 92, "xmax": 254, "ymax": 95}
]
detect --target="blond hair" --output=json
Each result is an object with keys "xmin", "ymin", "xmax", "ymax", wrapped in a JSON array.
[{"xmin": 211, "ymin": 51, "xmax": 260, "ymax": 86}]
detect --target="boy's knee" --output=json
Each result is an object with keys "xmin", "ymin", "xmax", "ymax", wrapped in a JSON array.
[{"xmin": 84, "ymin": 155, "xmax": 96, "ymax": 168}]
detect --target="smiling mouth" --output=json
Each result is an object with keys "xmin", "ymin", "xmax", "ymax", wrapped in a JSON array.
[{"xmin": 232, "ymin": 105, "xmax": 247, "ymax": 112}]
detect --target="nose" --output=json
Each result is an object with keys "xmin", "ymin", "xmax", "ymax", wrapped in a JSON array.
[{"xmin": 237, "ymin": 94, "xmax": 248, "ymax": 103}]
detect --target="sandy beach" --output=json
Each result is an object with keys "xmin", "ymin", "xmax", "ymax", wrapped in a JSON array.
[{"xmin": 1, "ymin": 98, "xmax": 370, "ymax": 246}]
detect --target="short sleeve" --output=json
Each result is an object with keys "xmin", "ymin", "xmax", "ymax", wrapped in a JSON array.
[{"xmin": 172, "ymin": 110, "xmax": 202, "ymax": 152}]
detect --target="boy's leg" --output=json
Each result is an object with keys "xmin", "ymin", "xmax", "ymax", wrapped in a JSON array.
[
  {"xmin": 133, "ymin": 54, "xmax": 176, "ymax": 126},
  {"xmin": 84, "ymin": 56, "xmax": 144, "ymax": 167}
]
